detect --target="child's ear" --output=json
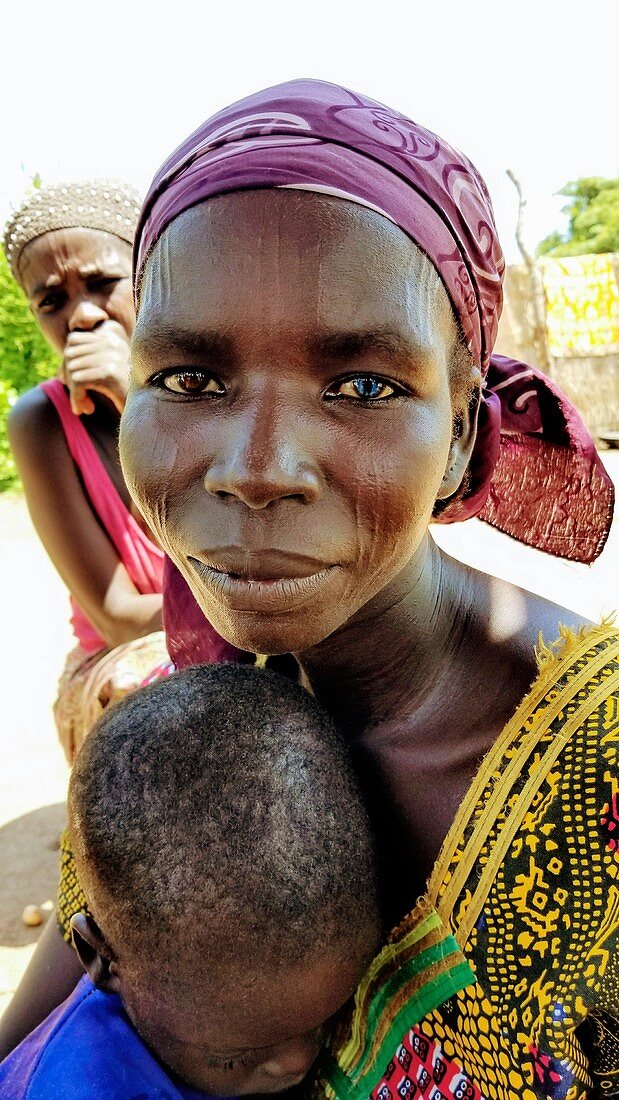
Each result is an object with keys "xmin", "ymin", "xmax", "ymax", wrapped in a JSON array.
[{"xmin": 70, "ymin": 914, "xmax": 121, "ymax": 995}]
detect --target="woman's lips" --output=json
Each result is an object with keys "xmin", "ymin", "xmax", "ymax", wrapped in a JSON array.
[{"xmin": 187, "ymin": 552, "xmax": 339, "ymax": 613}]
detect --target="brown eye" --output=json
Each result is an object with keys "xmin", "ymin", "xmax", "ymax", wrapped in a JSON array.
[
  {"xmin": 38, "ymin": 292, "xmax": 65, "ymax": 313},
  {"xmin": 158, "ymin": 371, "xmax": 224, "ymax": 396}
]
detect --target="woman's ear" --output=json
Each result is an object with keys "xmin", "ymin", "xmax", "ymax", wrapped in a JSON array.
[
  {"xmin": 70, "ymin": 913, "xmax": 121, "ymax": 995},
  {"xmin": 436, "ymin": 369, "xmax": 482, "ymax": 503}
]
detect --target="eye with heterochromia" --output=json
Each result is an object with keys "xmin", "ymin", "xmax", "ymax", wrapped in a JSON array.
[
  {"xmin": 152, "ymin": 370, "xmax": 403, "ymax": 401},
  {"xmin": 325, "ymin": 375, "xmax": 402, "ymax": 401},
  {"xmin": 153, "ymin": 370, "xmax": 225, "ymax": 395}
]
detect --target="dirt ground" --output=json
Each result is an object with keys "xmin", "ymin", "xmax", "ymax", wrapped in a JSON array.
[{"xmin": 1, "ymin": 457, "xmax": 618, "ymax": 1020}]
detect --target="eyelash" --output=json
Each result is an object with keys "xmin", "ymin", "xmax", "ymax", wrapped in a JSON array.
[
  {"xmin": 152, "ymin": 370, "xmax": 406, "ymax": 403},
  {"xmin": 38, "ymin": 295, "xmax": 64, "ymax": 313},
  {"xmin": 204, "ymin": 1051, "xmax": 253, "ymax": 1072}
]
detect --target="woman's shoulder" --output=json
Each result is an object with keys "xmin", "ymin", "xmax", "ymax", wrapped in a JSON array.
[
  {"xmin": 7, "ymin": 385, "xmax": 76, "ymax": 484},
  {"xmin": 8, "ymin": 384, "xmax": 63, "ymax": 443},
  {"xmin": 485, "ymin": 573, "xmax": 604, "ymax": 664}
]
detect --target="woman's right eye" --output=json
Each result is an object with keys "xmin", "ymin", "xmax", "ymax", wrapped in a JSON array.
[
  {"xmin": 38, "ymin": 293, "xmax": 64, "ymax": 313},
  {"xmin": 153, "ymin": 370, "xmax": 225, "ymax": 396}
]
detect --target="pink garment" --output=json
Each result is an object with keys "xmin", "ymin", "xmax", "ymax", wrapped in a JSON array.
[{"xmin": 40, "ymin": 379, "xmax": 164, "ymax": 652}]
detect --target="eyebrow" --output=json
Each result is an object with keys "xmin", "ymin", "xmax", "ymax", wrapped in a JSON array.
[
  {"xmin": 310, "ymin": 329, "xmax": 431, "ymax": 365},
  {"xmin": 134, "ymin": 325, "xmax": 427, "ymax": 365},
  {"xmin": 30, "ymin": 266, "xmax": 126, "ymax": 301},
  {"xmin": 133, "ymin": 325, "xmax": 231, "ymax": 359}
]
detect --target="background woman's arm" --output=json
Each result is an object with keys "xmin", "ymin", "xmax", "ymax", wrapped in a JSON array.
[
  {"xmin": 0, "ymin": 919, "xmax": 83, "ymax": 1060},
  {"xmin": 8, "ymin": 388, "xmax": 162, "ymax": 647}
]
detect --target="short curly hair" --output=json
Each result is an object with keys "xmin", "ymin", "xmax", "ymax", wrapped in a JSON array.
[{"xmin": 68, "ymin": 664, "xmax": 380, "ymax": 976}]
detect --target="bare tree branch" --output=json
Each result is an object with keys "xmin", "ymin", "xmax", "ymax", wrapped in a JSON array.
[{"xmin": 506, "ymin": 169, "xmax": 552, "ymax": 372}]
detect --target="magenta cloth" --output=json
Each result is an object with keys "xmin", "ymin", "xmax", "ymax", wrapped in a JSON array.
[
  {"xmin": 41, "ymin": 379, "xmax": 165, "ymax": 651},
  {"xmin": 162, "ymin": 556, "xmax": 246, "ymax": 669},
  {"xmin": 134, "ymin": 78, "xmax": 613, "ymax": 563}
]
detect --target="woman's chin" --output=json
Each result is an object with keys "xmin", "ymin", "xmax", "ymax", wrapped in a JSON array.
[
  {"xmin": 203, "ymin": 604, "xmax": 338, "ymax": 657},
  {"xmin": 182, "ymin": 561, "xmax": 352, "ymax": 657}
]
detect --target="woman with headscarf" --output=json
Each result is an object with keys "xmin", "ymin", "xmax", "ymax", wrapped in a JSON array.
[
  {"xmin": 5, "ymin": 83, "xmax": 619, "ymax": 1096},
  {"xmin": 121, "ymin": 80, "xmax": 617, "ymax": 1099}
]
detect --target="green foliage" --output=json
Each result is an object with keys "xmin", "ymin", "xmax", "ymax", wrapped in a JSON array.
[
  {"xmin": 0, "ymin": 250, "xmax": 58, "ymax": 488},
  {"xmin": 537, "ymin": 177, "xmax": 619, "ymax": 257}
]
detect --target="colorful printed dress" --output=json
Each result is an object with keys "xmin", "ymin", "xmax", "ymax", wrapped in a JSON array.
[{"xmin": 320, "ymin": 624, "xmax": 619, "ymax": 1100}]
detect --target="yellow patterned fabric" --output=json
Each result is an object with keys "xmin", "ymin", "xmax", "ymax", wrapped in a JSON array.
[
  {"xmin": 323, "ymin": 624, "xmax": 619, "ymax": 1100},
  {"xmin": 540, "ymin": 254, "xmax": 619, "ymax": 357},
  {"xmin": 57, "ymin": 828, "xmax": 89, "ymax": 943}
]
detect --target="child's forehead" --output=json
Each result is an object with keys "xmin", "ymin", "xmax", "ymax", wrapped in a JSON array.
[{"xmin": 130, "ymin": 948, "xmax": 364, "ymax": 1052}]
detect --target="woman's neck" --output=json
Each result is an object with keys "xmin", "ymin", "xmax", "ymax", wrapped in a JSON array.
[{"xmin": 299, "ymin": 536, "xmax": 476, "ymax": 739}]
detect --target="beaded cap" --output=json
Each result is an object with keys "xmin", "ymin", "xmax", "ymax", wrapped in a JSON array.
[{"xmin": 2, "ymin": 179, "xmax": 141, "ymax": 279}]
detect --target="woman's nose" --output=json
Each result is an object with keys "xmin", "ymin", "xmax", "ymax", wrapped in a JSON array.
[
  {"xmin": 259, "ymin": 1035, "xmax": 321, "ymax": 1081},
  {"xmin": 68, "ymin": 298, "xmax": 108, "ymax": 332},
  {"xmin": 203, "ymin": 405, "xmax": 321, "ymax": 509}
]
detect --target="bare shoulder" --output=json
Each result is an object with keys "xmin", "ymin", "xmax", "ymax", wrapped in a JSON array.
[
  {"xmin": 460, "ymin": 561, "xmax": 595, "ymax": 655},
  {"xmin": 459, "ymin": 566, "xmax": 598, "ymax": 707},
  {"xmin": 8, "ymin": 385, "xmax": 66, "ymax": 462},
  {"xmin": 518, "ymin": 585, "xmax": 594, "ymax": 642}
]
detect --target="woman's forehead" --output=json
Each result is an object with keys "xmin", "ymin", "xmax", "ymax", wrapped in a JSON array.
[
  {"xmin": 138, "ymin": 191, "xmax": 454, "ymax": 347},
  {"xmin": 19, "ymin": 227, "xmax": 130, "ymax": 289}
]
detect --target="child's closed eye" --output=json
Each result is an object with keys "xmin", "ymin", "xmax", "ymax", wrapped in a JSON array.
[{"xmin": 204, "ymin": 1050, "xmax": 255, "ymax": 1072}]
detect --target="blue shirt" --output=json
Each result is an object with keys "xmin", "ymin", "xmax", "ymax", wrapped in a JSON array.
[{"xmin": 0, "ymin": 976, "xmax": 213, "ymax": 1099}]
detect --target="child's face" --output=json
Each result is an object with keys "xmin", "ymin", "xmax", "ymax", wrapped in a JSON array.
[{"xmin": 121, "ymin": 938, "xmax": 375, "ymax": 1095}]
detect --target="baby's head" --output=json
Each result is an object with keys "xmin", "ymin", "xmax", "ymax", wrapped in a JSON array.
[{"xmin": 68, "ymin": 665, "xmax": 381, "ymax": 1095}]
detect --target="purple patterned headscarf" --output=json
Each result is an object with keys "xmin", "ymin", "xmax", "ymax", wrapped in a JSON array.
[{"xmin": 135, "ymin": 79, "xmax": 613, "ymax": 563}]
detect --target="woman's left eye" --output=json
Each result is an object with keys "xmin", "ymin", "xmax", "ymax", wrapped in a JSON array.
[
  {"xmin": 90, "ymin": 276, "xmax": 124, "ymax": 292},
  {"xmin": 154, "ymin": 371, "xmax": 225, "ymax": 396},
  {"xmin": 325, "ymin": 376, "xmax": 400, "ymax": 401}
]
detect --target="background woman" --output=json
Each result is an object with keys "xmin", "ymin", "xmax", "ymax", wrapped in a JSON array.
[
  {"xmin": 119, "ymin": 80, "xmax": 617, "ymax": 1098},
  {"xmin": 0, "ymin": 180, "xmax": 168, "ymax": 1050},
  {"xmin": 4, "ymin": 180, "xmax": 168, "ymax": 763}
]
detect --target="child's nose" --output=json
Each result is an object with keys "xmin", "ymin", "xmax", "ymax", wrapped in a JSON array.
[{"xmin": 259, "ymin": 1034, "xmax": 321, "ymax": 1082}]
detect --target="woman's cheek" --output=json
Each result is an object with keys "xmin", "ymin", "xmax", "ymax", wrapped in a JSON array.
[{"xmin": 120, "ymin": 392, "xmax": 180, "ymax": 528}]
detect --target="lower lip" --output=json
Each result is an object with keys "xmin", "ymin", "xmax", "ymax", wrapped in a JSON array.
[{"xmin": 188, "ymin": 560, "xmax": 338, "ymax": 613}]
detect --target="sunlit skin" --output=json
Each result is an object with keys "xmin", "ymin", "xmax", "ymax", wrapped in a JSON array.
[
  {"xmin": 124, "ymin": 192, "xmax": 474, "ymax": 658},
  {"xmin": 72, "ymin": 914, "xmax": 378, "ymax": 1095},
  {"xmin": 122, "ymin": 190, "xmax": 586, "ymax": 907}
]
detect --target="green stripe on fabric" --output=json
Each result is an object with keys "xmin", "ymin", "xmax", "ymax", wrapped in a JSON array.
[
  {"xmin": 351, "ymin": 937, "xmax": 465, "ymax": 1079},
  {"xmin": 323, "ymin": 960, "xmax": 475, "ymax": 1100},
  {"xmin": 339, "ymin": 912, "xmax": 444, "ymax": 1069}
]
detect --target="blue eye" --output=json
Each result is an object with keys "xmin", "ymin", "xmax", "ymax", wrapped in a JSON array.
[
  {"xmin": 327, "ymin": 376, "xmax": 398, "ymax": 401},
  {"xmin": 352, "ymin": 378, "xmax": 384, "ymax": 399}
]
